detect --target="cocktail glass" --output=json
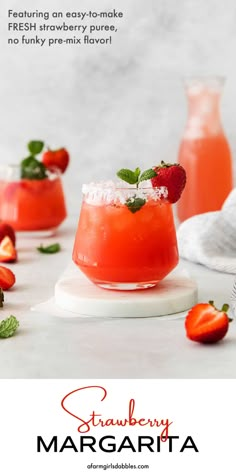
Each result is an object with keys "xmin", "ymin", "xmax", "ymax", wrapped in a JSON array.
[
  {"xmin": 72, "ymin": 182, "xmax": 179, "ymax": 290},
  {"xmin": 0, "ymin": 164, "xmax": 67, "ymax": 234}
]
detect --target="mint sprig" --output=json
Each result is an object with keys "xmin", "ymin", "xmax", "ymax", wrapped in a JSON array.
[
  {"xmin": 116, "ymin": 166, "xmax": 157, "ymax": 213},
  {"xmin": 21, "ymin": 155, "xmax": 47, "ymax": 180},
  {"xmin": 37, "ymin": 243, "xmax": 61, "ymax": 254},
  {"xmin": 125, "ymin": 197, "xmax": 146, "ymax": 213},
  {"xmin": 0, "ymin": 315, "xmax": 19, "ymax": 338},
  {"xmin": 117, "ymin": 167, "xmax": 156, "ymax": 187},
  {"xmin": 21, "ymin": 140, "xmax": 47, "ymax": 180}
]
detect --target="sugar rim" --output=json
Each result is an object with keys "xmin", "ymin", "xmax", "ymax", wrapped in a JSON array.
[{"xmin": 82, "ymin": 181, "xmax": 168, "ymax": 205}]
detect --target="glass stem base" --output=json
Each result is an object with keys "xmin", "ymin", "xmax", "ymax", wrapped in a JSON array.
[
  {"xmin": 95, "ymin": 282, "xmax": 157, "ymax": 291},
  {"xmin": 16, "ymin": 227, "xmax": 58, "ymax": 238}
]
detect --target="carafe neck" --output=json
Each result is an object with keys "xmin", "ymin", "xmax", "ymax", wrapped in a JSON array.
[{"xmin": 184, "ymin": 78, "xmax": 225, "ymax": 139}]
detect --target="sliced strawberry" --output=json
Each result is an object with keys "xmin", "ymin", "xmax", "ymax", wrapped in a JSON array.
[
  {"xmin": 0, "ymin": 222, "xmax": 16, "ymax": 246},
  {"xmin": 0, "ymin": 236, "xmax": 17, "ymax": 263},
  {"xmin": 42, "ymin": 148, "xmax": 70, "ymax": 174},
  {"xmin": 0, "ymin": 266, "xmax": 16, "ymax": 290},
  {"xmin": 185, "ymin": 301, "xmax": 231, "ymax": 344},
  {"xmin": 151, "ymin": 161, "xmax": 186, "ymax": 203}
]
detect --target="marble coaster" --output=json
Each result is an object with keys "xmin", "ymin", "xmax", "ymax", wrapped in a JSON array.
[{"xmin": 53, "ymin": 264, "xmax": 198, "ymax": 318}]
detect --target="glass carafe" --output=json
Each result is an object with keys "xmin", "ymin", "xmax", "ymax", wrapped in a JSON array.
[{"xmin": 177, "ymin": 77, "xmax": 233, "ymax": 222}]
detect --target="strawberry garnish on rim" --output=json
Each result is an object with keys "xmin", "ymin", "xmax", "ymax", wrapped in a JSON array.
[
  {"xmin": 0, "ymin": 236, "xmax": 17, "ymax": 263},
  {"xmin": 185, "ymin": 300, "xmax": 232, "ymax": 344},
  {"xmin": 42, "ymin": 148, "xmax": 70, "ymax": 174},
  {"xmin": 151, "ymin": 161, "xmax": 186, "ymax": 203}
]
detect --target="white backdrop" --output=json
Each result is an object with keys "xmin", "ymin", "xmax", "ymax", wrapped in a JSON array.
[{"xmin": 1, "ymin": 0, "xmax": 236, "ymax": 214}]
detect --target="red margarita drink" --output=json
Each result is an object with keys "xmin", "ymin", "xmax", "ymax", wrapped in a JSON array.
[
  {"xmin": 73, "ymin": 183, "xmax": 179, "ymax": 290},
  {"xmin": 0, "ymin": 165, "xmax": 67, "ymax": 232}
]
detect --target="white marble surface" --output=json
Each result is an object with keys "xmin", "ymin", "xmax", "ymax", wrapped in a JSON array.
[{"xmin": 0, "ymin": 217, "xmax": 235, "ymax": 379}]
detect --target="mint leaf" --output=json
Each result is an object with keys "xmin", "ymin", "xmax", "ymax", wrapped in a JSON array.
[
  {"xmin": 125, "ymin": 197, "xmax": 146, "ymax": 213},
  {"xmin": 139, "ymin": 168, "xmax": 157, "ymax": 182},
  {"xmin": 28, "ymin": 140, "xmax": 44, "ymax": 155},
  {"xmin": 116, "ymin": 168, "xmax": 139, "ymax": 185},
  {"xmin": 21, "ymin": 156, "xmax": 47, "ymax": 180},
  {"xmin": 0, "ymin": 315, "xmax": 19, "ymax": 338},
  {"xmin": 134, "ymin": 167, "xmax": 141, "ymax": 179},
  {"xmin": 116, "ymin": 166, "xmax": 158, "ymax": 213},
  {"xmin": 37, "ymin": 243, "xmax": 61, "ymax": 254},
  {"xmin": 0, "ymin": 289, "xmax": 4, "ymax": 308}
]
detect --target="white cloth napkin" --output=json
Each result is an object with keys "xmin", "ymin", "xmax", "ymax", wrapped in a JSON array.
[{"xmin": 177, "ymin": 188, "xmax": 236, "ymax": 274}]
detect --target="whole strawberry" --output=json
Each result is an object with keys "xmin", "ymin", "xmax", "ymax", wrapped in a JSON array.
[
  {"xmin": 151, "ymin": 161, "xmax": 186, "ymax": 203},
  {"xmin": 42, "ymin": 148, "xmax": 70, "ymax": 174}
]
